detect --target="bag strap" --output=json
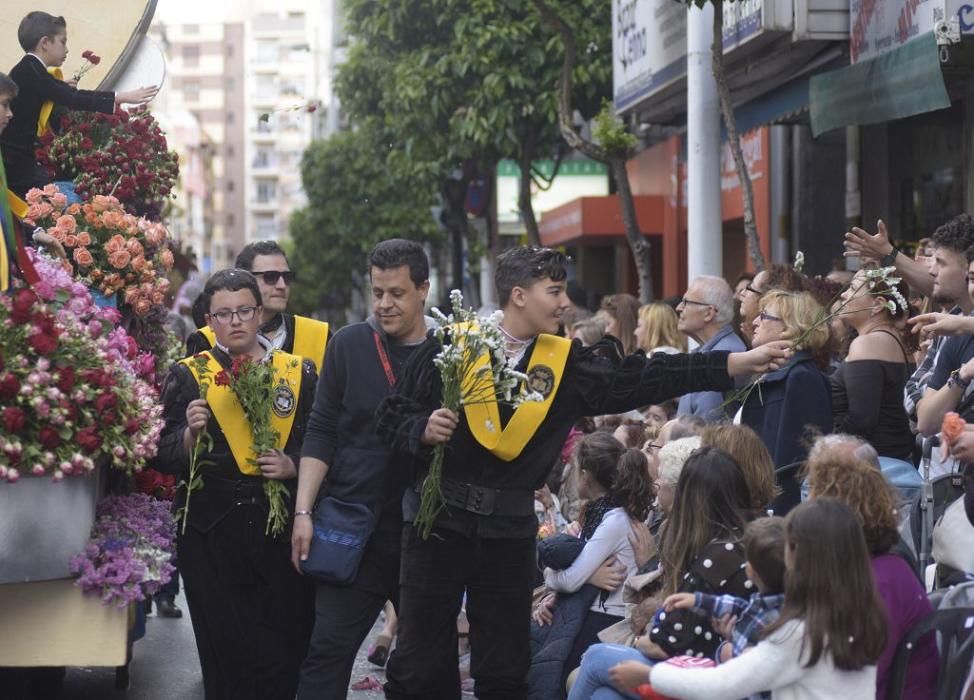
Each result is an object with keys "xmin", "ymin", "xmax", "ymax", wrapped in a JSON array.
[{"xmin": 373, "ymin": 331, "xmax": 396, "ymax": 388}]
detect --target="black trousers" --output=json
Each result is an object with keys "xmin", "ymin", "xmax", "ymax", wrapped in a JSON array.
[
  {"xmin": 178, "ymin": 506, "xmax": 314, "ymax": 700},
  {"xmin": 384, "ymin": 526, "xmax": 537, "ymax": 700},
  {"xmin": 296, "ymin": 530, "xmax": 401, "ymax": 699}
]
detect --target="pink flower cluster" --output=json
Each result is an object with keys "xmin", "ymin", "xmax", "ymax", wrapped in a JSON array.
[{"xmin": 70, "ymin": 493, "xmax": 176, "ymax": 607}]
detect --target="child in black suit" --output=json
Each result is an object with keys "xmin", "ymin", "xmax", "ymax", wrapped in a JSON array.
[{"xmin": 0, "ymin": 11, "xmax": 157, "ymax": 197}]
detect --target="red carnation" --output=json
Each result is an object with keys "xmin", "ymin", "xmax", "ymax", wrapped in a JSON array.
[
  {"xmin": 2, "ymin": 407, "xmax": 26, "ymax": 433},
  {"xmin": 29, "ymin": 333, "xmax": 59, "ymax": 355},
  {"xmin": 38, "ymin": 426, "xmax": 61, "ymax": 450},
  {"xmin": 124, "ymin": 419, "xmax": 141, "ymax": 435},
  {"xmin": 76, "ymin": 426, "xmax": 102, "ymax": 452},
  {"xmin": 214, "ymin": 370, "xmax": 231, "ymax": 387},
  {"xmin": 0, "ymin": 373, "xmax": 21, "ymax": 399}
]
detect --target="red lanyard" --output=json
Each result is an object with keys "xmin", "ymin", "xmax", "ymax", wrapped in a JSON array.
[{"xmin": 373, "ymin": 332, "xmax": 396, "ymax": 388}]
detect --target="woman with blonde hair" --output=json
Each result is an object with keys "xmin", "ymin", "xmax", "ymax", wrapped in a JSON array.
[
  {"xmin": 700, "ymin": 423, "xmax": 778, "ymax": 515},
  {"xmin": 599, "ymin": 293, "xmax": 640, "ymax": 354},
  {"xmin": 634, "ymin": 302, "xmax": 686, "ymax": 356},
  {"xmin": 741, "ymin": 290, "xmax": 832, "ymax": 512},
  {"xmin": 571, "ymin": 316, "xmax": 607, "ymax": 347}
]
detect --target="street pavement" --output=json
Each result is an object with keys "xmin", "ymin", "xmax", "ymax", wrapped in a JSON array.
[{"xmin": 56, "ymin": 589, "xmax": 389, "ymax": 700}]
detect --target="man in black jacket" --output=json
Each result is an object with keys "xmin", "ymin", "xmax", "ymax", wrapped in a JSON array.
[
  {"xmin": 0, "ymin": 11, "xmax": 156, "ymax": 196},
  {"xmin": 186, "ymin": 241, "xmax": 330, "ymax": 372},
  {"xmin": 291, "ymin": 239, "xmax": 440, "ymax": 699},
  {"xmin": 375, "ymin": 246, "xmax": 789, "ymax": 699}
]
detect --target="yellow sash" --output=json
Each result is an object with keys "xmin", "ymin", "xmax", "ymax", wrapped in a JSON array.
[
  {"xmin": 6, "ymin": 191, "xmax": 28, "ymax": 220},
  {"xmin": 180, "ymin": 350, "xmax": 303, "ymax": 476},
  {"xmin": 292, "ymin": 316, "xmax": 329, "ymax": 373},
  {"xmin": 462, "ymin": 331, "xmax": 572, "ymax": 462},
  {"xmin": 38, "ymin": 67, "xmax": 64, "ymax": 138},
  {"xmin": 197, "ymin": 316, "xmax": 327, "ymax": 371}
]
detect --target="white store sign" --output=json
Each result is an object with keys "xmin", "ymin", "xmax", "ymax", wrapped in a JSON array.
[{"xmin": 850, "ymin": 0, "xmax": 974, "ymax": 63}]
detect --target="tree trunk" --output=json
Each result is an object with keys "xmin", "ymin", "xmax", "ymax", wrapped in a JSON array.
[
  {"xmin": 610, "ymin": 160, "xmax": 653, "ymax": 302},
  {"xmin": 518, "ymin": 136, "xmax": 542, "ymax": 247},
  {"xmin": 711, "ymin": 0, "xmax": 766, "ymax": 271},
  {"xmin": 440, "ymin": 178, "xmax": 470, "ymax": 299},
  {"xmin": 532, "ymin": 0, "xmax": 653, "ymax": 301}
]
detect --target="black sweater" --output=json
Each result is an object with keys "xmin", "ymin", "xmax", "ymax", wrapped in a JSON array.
[
  {"xmin": 377, "ymin": 337, "xmax": 733, "ymax": 539},
  {"xmin": 300, "ymin": 318, "xmax": 425, "ymax": 536}
]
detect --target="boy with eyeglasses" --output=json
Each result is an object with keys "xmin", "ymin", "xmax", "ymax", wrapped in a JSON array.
[
  {"xmin": 187, "ymin": 241, "xmax": 330, "ymax": 372},
  {"xmin": 152, "ymin": 268, "xmax": 318, "ymax": 700}
]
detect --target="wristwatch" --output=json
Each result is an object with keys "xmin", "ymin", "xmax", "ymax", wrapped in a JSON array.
[
  {"xmin": 948, "ymin": 368, "xmax": 971, "ymax": 391},
  {"xmin": 879, "ymin": 246, "xmax": 899, "ymax": 267}
]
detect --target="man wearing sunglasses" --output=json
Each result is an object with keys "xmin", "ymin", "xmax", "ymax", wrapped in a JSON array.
[{"xmin": 187, "ymin": 241, "xmax": 330, "ymax": 372}]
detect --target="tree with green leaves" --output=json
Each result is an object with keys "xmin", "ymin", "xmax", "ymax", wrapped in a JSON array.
[
  {"xmin": 532, "ymin": 0, "xmax": 654, "ymax": 302},
  {"xmin": 287, "ymin": 126, "xmax": 441, "ymax": 320}
]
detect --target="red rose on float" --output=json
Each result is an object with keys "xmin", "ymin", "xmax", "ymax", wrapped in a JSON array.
[
  {"xmin": 214, "ymin": 370, "xmax": 231, "ymax": 387},
  {"xmin": 29, "ymin": 332, "xmax": 59, "ymax": 355},
  {"xmin": 76, "ymin": 426, "xmax": 102, "ymax": 452},
  {"xmin": 56, "ymin": 366, "xmax": 75, "ymax": 393},
  {"xmin": 94, "ymin": 392, "xmax": 118, "ymax": 413},
  {"xmin": 0, "ymin": 373, "xmax": 20, "ymax": 400},
  {"xmin": 38, "ymin": 426, "xmax": 61, "ymax": 450},
  {"xmin": 2, "ymin": 407, "xmax": 26, "ymax": 433},
  {"xmin": 11, "ymin": 288, "xmax": 38, "ymax": 323}
]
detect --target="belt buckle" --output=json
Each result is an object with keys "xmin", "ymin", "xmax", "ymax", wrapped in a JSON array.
[{"xmin": 465, "ymin": 485, "xmax": 495, "ymax": 515}]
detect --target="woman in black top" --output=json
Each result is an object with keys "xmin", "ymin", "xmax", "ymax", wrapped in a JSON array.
[{"xmin": 831, "ymin": 269, "xmax": 914, "ymax": 461}]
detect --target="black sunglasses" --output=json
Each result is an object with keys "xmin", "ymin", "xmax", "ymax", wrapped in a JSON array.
[{"xmin": 252, "ymin": 270, "xmax": 295, "ymax": 285}]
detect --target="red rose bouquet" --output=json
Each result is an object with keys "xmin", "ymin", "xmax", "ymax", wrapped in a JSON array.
[
  {"xmin": 23, "ymin": 187, "xmax": 173, "ymax": 315},
  {"xmin": 35, "ymin": 107, "xmax": 179, "ymax": 220}
]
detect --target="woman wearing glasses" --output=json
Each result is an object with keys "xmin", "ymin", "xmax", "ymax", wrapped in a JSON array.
[
  {"xmin": 153, "ymin": 268, "xmax": 319, "ymax": 700},
  {"xmin": 740, "ymin": 290, "xmax": 832, "ymax": 513}
]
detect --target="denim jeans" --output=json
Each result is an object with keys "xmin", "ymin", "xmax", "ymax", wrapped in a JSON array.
[{"xmin": 566, "ymin": 643, "xmax": 650, "ymax": 700}]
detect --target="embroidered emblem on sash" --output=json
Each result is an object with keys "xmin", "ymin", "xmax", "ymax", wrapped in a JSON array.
[
  {"xmin": 273, "ymin": 381, "xmax": 296, "ymax": 418},
  {"xmin": 527, "ymin": 365, "xmax": 556, "ymax": 399}
]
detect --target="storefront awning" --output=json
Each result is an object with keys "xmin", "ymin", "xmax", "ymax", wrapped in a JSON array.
[
  {"xmin": 728, "ymin": 75, "xmax": 809, "ymax": 138},
  {"xmin": 538, "ymin": 195, "xmax": 664, "ymax": 247},
  {"xmin": 809, "ymin": 33, "xmax": 951, "ymax": 137}
]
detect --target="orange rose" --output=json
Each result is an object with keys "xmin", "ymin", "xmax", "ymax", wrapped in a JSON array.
[
  {"xmin": 26, "ymin": 204, "xmax": 45, "ymax": 221},
  {"xmin": 942, "ymin": 412, "xmax": 966, "ymax": 445},
  {"xmin": 159, "ymin": 249, "xmax": 174, "ymax": 271},
  {"xmin": 50, "ymin": 193, "xmax": 68, "ymax": 209},
  {"xmin": 66, "ymin": 203, "xmax": 82, "ymax": 216},
  {"xmin": 151, "ymin": 291, "xmax": 165, "ymax": 305},
  {"xmin": 50, "ymin": 227, "xmax": 67, "ymax": 243},
  {"xmin": 105, "ymin": 234, "xmax": 127, "ymax": 254},
  {"xmin": 102, "ymin": 211, "xmax": 123, "ymax": 229},
  {"xmin": 91, "ymin": 195, "xmax": 111, "ymax": 213},
  {"xmin": 42, "ymin": 184, "xmax": 58, "ymax": 197},
  {"xmin": 90, "ymin": 268, "xmax": 103, "ymax": 281},
  {"xmin": 77, "ymin": 231, "xmax": 92, "ymax": 246},
  {"xmin": 25, "ymin": 189, "xmax": 43, "ymax": 205},
  {"xmin": 131, "ymin": 255, "xmax": 146, "ymax": 273},
  {"xmin": 134, "ymin": 298, "xmax": 153, "ymax": 316},
  {"xmin": 63, "ymin": 234, "xmax": 79, "ymax": 248},
  {"xmin": 124, "ymin": 287, "xmax": 140, "ymax": 305},
  {"xmin": 55, "ymin": 215, "xmax": 77, "ymax": 233},
  {"xmin": 108, "ymin": 249, "xmax": 132, "ymax": 269},
  {"xmin": 125, "ymin": 239, "xmax": 144, "ymax": 257},
  {"xmin": 73, "ymin": 247, "xmax": 94, "ymax": 267}
]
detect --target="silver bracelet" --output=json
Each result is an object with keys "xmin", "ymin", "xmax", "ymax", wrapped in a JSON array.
[{"xmin": 294, "ymin": 510, "xmax": 313, "ymax": 517}]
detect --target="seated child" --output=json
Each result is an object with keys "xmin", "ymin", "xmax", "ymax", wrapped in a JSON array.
[{"xmin": 0, "ymin": 11, "xmax": 157, "ymax": 196}]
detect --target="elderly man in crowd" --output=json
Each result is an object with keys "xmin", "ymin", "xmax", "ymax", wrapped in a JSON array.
[{"xmin": 675, "ymin": 275, "xmax": 746, "ymax": 422}]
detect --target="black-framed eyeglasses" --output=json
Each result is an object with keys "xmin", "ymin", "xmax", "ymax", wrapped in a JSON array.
[
  {"xmin": 208, "ymin": 306, "xmax": 260, "ymax": 324},
  {"xmin": 252, "ymin": 270, "xmax": 295, "ymax": 285},
  {"xmin": 679, "ymin": 297, "xmax": 713, "ymax": 308},
  {"xmin": 758, "ymin": 311, "xmax": 783, "ymax": 323},
  {"xmin": 745, "ymin": 284, "xmax": 763, "ymax": 295}
]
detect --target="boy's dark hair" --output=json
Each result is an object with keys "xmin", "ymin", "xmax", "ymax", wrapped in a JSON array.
[
  {"xmin": 368, "ymin": 239, "xmax": 429, "ymax": 288},
  {"xmin": 191, "ymin": 293, "xmax": 208, "ymax": 329},
  {"xmin": 0, "ymin": 73, "xmax": 19, "ymax": 98},
  {"xmin": 18, "ymin": 12, "xmax": 66, "ymax": 52},
  {"xmin": 235, "ymin": 240, "xmax": 289, "ymax": 271},
  {"xmin": 964, "ymin": 244, "xmax": 974, "ymax": 264},
  {"xmin": 495, "ymin": 246, "xmax": 569, "ymax": 307},
  {"xmin": 201, "ymin": 269, "xmax": 262, "ymax": 313},
  {"xmin": 742, "ymin": 517, "xmax": 787, "ymax": 594},
  {"xmin": 931, "ymin": 213, "xmax": 974, "ymax": 255}
]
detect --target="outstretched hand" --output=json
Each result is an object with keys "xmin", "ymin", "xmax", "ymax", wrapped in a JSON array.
[
  {"xmin": 844, "ymin": 220, "xmax": 893, "ymax": 262},
  {"xmin": 727, "ymin": 341, "xmax": 791, "ymax": 378}
]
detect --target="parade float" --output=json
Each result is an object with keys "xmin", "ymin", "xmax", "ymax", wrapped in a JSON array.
[{"xmin": 0, "ymin": 1, "xmax": 183, "ymax": 690}]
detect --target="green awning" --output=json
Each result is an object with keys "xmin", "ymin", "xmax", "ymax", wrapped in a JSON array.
[{"xmin": 810, "ymin": 33, "xmax": 951, "ymax": 137}]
